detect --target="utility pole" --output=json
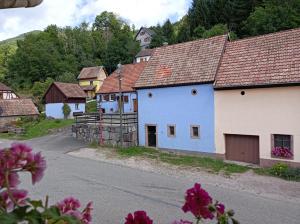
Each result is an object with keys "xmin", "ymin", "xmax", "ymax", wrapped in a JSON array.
[{"xmin": 117, "ymin": 63, "xmax": 123, "ymax": 147}]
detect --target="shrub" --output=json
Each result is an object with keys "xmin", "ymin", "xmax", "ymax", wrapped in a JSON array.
[
  {"xmin": 269, "ymin": 163, "xmax": 300, "ymax": 181},
  {"xmin": 62, "ymin": 103, "xmax": 71, "ymax": 119}
]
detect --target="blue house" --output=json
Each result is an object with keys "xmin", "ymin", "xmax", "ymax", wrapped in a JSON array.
[
  {"xmin": 97, "ymin": 62, "xmax": 147, "ymax": 114},
  {"xmin": 134, "ymin": 35, "xmax": 227, "ymax": 153},
  {"xmin": 44, "ymin": 82, "xmax": 87, "ymax": 119}
]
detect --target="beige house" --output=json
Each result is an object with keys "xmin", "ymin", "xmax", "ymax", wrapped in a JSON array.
[{"xmin": 214, "ymin": 28, "xmax": 300, "ymax": 167}]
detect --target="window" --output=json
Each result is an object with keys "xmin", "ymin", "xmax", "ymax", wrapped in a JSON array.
[
  {"xmin": 191, "ymin": 125, "xmax": 200, "ymax": 139},
  {"xmin": 191, "ymin": 89, "xmax": 198, "ymax": 96},
  {"xmin": 110, "ymin": 94, "xmax": 116, "ymax": 101},
  {"xmin": 271, "ymin": 134, "xmax": 293, "ymax": 159},
  {"xmin": 99, "ymin": 95, "xmax": 102, "ymax": 102},
  {"xmin": 241, "ymin": 91, "xmax": 245, "ymax": 96},
  {"xmin": 75, "ymin": 103, "xmax": 79, "ymax": 110},
  {"xmin": 90, "ymin": 81, "xmax": 94, "ymax": 85},
  {"xmin": 148, "ymin": 93, "xmax": 153, "ymax": 98},
  {"xmin": 123, "ymin": 95, "xmax": 129, "ymax": 103},
  {"xmin": 167, "ymin": 125, "xmax": 176, "ymax": 137},
  {"xmin": 140, "ymin": 31, "xmax": 145, "ymax": 36},
  {"xmin": 103, "ymin": 94, "xmax": 109, "ymax": 101},
  {"xmin": 144, "ymin": 37, "xmax": 150, "ymax": 42}
]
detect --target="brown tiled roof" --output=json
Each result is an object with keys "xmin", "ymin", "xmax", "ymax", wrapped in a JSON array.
[
  {"xmin": 0, "ymin": 99, "xmax": 39, "ymax": 117},
  {"xmin": 136, "ymin": 49, "xmax": 154, "ymax": 58},
  {"xmin": 98, "ymin": 62, "xmax": 147, "ymax": 94},
  {"xmin": 215, "ymin": 28, "xmax": 300, "ymax": 89},
  {"xmin": 135, "ymin": 35, "xmax": 227, "ymax": 88},
  {"xmin": 0, "ymin": 83, "xmax": 12, "ymax": 91},
  {"xmin": 81, "ymin": 85, "xmax": 96, "ymax": 91},
  {"xmin": 78, "ymin": 66, "xmax": 105, "ymax": 80},
  {"xmin": 54, "ymin": 82, "xmax": 87, "ymax": 99}
]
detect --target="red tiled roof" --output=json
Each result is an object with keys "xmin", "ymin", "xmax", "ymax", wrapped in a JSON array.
[
  {"xmin": 0, "ymin": 83, "xmax": 12, "ymax": 91},
  {"xmin": 81, "ymin": 85, "xmax": 96, "ymax": 91},
  {"xmin": 134, "ymin": 35, "xmax": 227, "ymax": 88},
  {"xmin": 54, "ymin": 82, "xmax": 87, "ymax": 99},
  {"xmin": 78, "ymin": 66, "xmax": 106, "ymax": 80},
  {"xmin": 0, "ymin": 99, "xmax": 39, "ymax": 117},
  {"xmin": 215, "ymin": 28, "xmax": 300, "ymax": 89},
  {"xmin": 98, "ymin": 62, "xmax": 147, "ymax": 94}
]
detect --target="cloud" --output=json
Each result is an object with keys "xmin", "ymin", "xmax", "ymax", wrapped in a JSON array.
[{"xmin": 0, "ymin": 0, "xmax": 191, "ymax": 41}]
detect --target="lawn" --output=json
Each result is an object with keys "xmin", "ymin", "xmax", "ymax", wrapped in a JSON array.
[
  {"xmin": 0, "ymin": 119, "xmax": 74, "ymax": 140},
  {"xmin": 115, "ymin": 146, "xmax": 250, "ymax": 175}
]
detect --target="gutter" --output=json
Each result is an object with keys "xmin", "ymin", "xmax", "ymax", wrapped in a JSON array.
[{"xmin": 0, "ymin": 0, "xmax": 43, "ymax": 9}]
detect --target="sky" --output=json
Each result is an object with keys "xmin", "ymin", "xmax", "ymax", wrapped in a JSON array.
[{"xmin": 0, "ymin": 0, "xmax": 192, "ymax": 41}]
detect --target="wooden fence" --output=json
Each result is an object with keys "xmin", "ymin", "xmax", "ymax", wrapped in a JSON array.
[{"xmin": 73, "ymin": 112, "xmax": 138, "ymax": 126}]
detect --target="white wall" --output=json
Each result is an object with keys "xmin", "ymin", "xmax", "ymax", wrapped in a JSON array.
[
  {"xmin": 46, "ymin": 103, "xmax": 85, "ymax": 119},
  {"xmin": 215, "ymin": 86, "xmax": 300, "ymax": 164}
]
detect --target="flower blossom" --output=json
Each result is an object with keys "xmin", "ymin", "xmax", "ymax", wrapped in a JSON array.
[
  {"xmin": 0, "ymin": 189, "xmax": 28, "ymax": 212},
  {"xmin": 182, "ymin": 183, "xmax": 214, "ymax": 220},
  {"xmin": 125, "ymin": 211, "xmax": 153, "ymax": 224}
]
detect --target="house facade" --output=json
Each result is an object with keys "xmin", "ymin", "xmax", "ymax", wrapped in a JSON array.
[
  {"xmin": 135, "ymin": 35, "xmax": 227, "ymax": 152},
  {"xmin": 97, "ymin": 62, "xmax": 147, "ymax": 113},
  {"xmin": 44, "ymin": 82, "xmax": 86, "ymax": 119},
  {"xmin": 0, "ymin": 83, "xmax": 18, "ymax": 100},
  {"xmin": 78, "ymin": 66, "xmax": 107, "ymax": 99},
  {"xmin": 135, "ymin": 27, "xmax": 155, "ymax": 49},
  {"xmin": 214, "ymin": 28, "xmax": 300, "ymax": 167}
]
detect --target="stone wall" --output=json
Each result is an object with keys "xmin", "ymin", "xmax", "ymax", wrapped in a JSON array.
[{"xmin": 72, "ymin": 124, "xmax": 137, "ymax": 147}]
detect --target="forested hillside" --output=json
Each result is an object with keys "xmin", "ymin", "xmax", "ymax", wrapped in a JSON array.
[{"xmin": 0, "ymin": 0, "xmax": 299, "ymax": 94}]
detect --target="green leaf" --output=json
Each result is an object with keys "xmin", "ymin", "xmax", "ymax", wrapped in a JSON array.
[
  {"xmin": 0, "ymin": 213, "xmax": 19, "ymax": 224},
  {"xmin": 29, "ymin": 200, "xmax": 44, "ymax": 209}
]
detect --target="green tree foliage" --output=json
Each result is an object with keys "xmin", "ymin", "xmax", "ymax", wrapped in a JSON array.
[
  {"xmin": 202, "ymin": 24, "xmax": 229, "ymax": 38},
  {"xmin": 242, "ymin": 0, "xmax": 300, "ymax": 36},
  {"xmin": 56, "ymin": 72, "xmax": 77, "ymax": 83},
  {"xmin": 162, "ymin": 19, "xmax": 176, "ymax": 44},
  {"xmin": 0, "ymin": 44, "xmax": 16, "ymax": 82},
  {"xmin": 62, "ymin": 103, "xmax": 71, "ymax": 119}
]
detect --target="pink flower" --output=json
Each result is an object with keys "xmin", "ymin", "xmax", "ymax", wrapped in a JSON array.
[
  {"xmin": 171, "ymin": 220, "xmax": 193, "ymax": 224},
  {"xmin": 57, "ymin": 197, "xmax": 81, "ymax": 214},
  {"xmin": 125, "ymin": 211, "xmax": 153, "ymax": 224},
  {"xmin": 216, "ymin": 203, "xmax": 225, "ymax": 217},
  {"xmin": 24, "ymin": 152, "xmax": 47, "ymax": 184},
  {"xmin": 0, "ymin": 189, "xmax": 28, "ymax": 212},
  {"xmin": 82, "ymin": 202, "xmax": 93, "ymax": 224},
  {"xmin": 182, "ymin": 183, "xmax": 214, "ymax": 220}
]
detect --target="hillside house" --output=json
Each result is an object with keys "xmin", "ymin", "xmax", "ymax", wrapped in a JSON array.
[
  {"xmin": 135, "ymin": 27, "xmax": 155, "ymax": 49},
  {"xmin": 97, "ymin": 62, "xmax": 147, "ymax": 114},
  {"xmin": 78, "ymin": 66, "xmax": 107, "ymax": 99},
  {"xmin": 0, "ymin": 99, "xmax": 39, "ymax": 128},
  {"xmin": 0, "ymin": 83, "xmax": 18, "ymax": 100},
  {"xmin": 135, "ymin": 49, "xmax": 154, "ymax": 63},
  {"xmin": 135, "ymin": 35, "xmax": 227, "ymax": 152},
  {"xmin": 44, "ymin": 82, "xmax": 86, "ymax": 119},
  {"xmin": 214, "ymin": 28, "xmax": 300, "ymax": 167}
]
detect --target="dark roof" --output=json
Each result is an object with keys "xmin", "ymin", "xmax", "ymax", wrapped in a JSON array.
[
  {"xmin": 136, "ymin": 49, "xmax": 154, "ymax": 58},
  {"xmin": 98, "ymin": 62, "xmax": 147, "ymax": 94},
  {"xmin": 78, "ymin": 66, "xmax": 105, "ymax": 80},
  {"xmin": 0, "ymin": 83, "xmax": 12, "ymax": 91},
  {"xmin": 81, "ymin": 85, "xmax": 96, "ymax": 91},
  {"xmin": 215, "ymin": 28, "xmax": 300, "ymax": 89},
  {"xmin": 53, "ymin": 82, "xmax": 87, "ymax": 99},
  {"xmin": 135, "ymin": 27, "xmax": 156, "ymax": 39},
  {"xmin": 0, "ymin": 99, "xmax": 39, "ymax": 117},
  {"xmin": 135, "ymin": 35, "xmax": 227, "ymax": 89}
]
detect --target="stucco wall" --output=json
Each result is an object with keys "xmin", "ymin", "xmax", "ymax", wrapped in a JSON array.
[
  {"xmin": 215, "ymin": 86, "xmax": 300, "ymax": 163},
  {"xmin": 97, "ymin": 92, "xmax": 137, "ymax": 114},
  {"xmin": 137, "ymin": 84, "xmax": 215, "ymax": 152},
  {"xmin": 46, "ymin": 103, "xmax": 85, "ymax": 119}
]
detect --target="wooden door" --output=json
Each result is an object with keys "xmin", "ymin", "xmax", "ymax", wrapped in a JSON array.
[
  {"xmin": 225, "ymin": 134, "xmax": 260, "ymax": 164},
  {"xmin": 147, "ymin": 125, "xmax": 157, "ymax": 147},
  {"xmin": 133, "ymin": 99, "xmax": 138, "ymax": 112}
]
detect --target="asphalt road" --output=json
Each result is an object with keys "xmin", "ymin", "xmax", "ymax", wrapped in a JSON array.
[{"xmin": 1, "ymin": 133, "xmax": 299, "ymax": 224}]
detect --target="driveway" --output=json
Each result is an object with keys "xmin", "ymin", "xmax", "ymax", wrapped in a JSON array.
[{"xmin": 1, "ymin": 133, "xmax": 300, "ymax": 224}]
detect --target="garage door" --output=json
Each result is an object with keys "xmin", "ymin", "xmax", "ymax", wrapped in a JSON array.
[{"xmin": 225, "ymin": 134, "xmax": 260, "ymax": 164}]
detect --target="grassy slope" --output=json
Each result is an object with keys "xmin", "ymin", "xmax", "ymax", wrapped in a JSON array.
[
  {"xmin": 0, "ymin": 30, "xmax": 41, "ymax": 46},
  {"xmin": 0, "ymin": 119, "xmax": 74, "ymax": 140}
]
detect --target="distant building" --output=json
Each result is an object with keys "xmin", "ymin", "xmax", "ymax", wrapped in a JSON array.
[
  {"xmin": 0, "ymin": 83, "xmax": 18, "ymax": 100},
  {"xmin": 0, "ymin": 99, "xmax": 39, "ymax": 128},
  {"xmin": 97, "ymin": 62, "xmax": 147, "ymax": 114},
  {"xmin": 44, "ymin": 82, "xmax": 87, "ymax": 119},
  {"xmin": 135, "ymin": 49, "xmax": 154, "ymax": 63},
  {"xmin": 135, "ymin": 27, "xmax": 155, "ymax": 49},
  {"xmin": 78, "ymin": 66, "xmax": 107, "ymax": 99}
]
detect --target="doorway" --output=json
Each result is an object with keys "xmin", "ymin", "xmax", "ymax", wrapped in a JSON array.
[{"xmin": 146, "ymin": 125, "xmax": 157, "ymax": 147}]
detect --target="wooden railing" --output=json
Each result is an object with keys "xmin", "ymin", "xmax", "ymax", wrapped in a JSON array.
[{"xmin": 73, "ymin": 112, "xmax": 138, "ymax": 126}]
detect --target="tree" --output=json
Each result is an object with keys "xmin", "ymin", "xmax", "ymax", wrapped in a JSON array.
[
  {"xmin": 62, "ymin": 103, "xmax": 71, "ymax": 119},
  {"xmin": 150, "ymin": 25, "xmax": 166, "ymax": 48},
  {"xmin": 0, "ymin": 44, "xmax": 16, "ymax": 82},
  {"xmin": 242, "ymin": 0, "xmax": 300, "ymax": 37},
  {"xmin": 202, "ymin": 24, "xmax": 228, "ymax": 38},
  {"xmin": 162, "ymin": 19, "xmax": 176, "ymax": 44},
  {"xmin": 56, "ymin": 72, "xmax": 77, "ymax": 83}
]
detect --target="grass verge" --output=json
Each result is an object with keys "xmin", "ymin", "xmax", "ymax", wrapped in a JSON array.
[
  {"xmin": 115, "ymin": 146, "xmax": 250, "ymax": 175},
  {"xmin": 0, "ymin": 119, "xmax": 74, "ymax": 140}
]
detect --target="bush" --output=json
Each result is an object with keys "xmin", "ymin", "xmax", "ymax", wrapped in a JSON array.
[
  {"xmin": 62, "ymin": 103, "xmax": 71, "ymax": 119},
  {"xmin": 269, "ymin": 163, "xmax": 300, "ymax": 181}
]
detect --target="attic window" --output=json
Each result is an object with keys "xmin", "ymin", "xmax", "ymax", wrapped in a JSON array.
[
  {"xmin": 191, "ymin": 89, "xmax": 198, "ymax": 96},
  {"xmin": 241, "ymin": 91, "xmax": 245, "ymax": 96}
]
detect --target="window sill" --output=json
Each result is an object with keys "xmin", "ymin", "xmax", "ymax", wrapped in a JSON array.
[{"xmin": 271, "ymin": 155, "xmax": 294, "ymax": 160}]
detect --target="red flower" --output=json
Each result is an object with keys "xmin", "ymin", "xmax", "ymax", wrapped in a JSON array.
[
  {"xmin": 0, "ymin": 189, "xmax": 28, "ymax": 212},
  {"xmin": 216, "ymin": 203, "xmax": 225, "ymax": 217},
  {"xmin": 125, "ymin": 211, "xmax": 153, "ymax": 224},
  {"xmin": 182, "ymin": 183, "xmax": 214, "ymax": 220}
]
